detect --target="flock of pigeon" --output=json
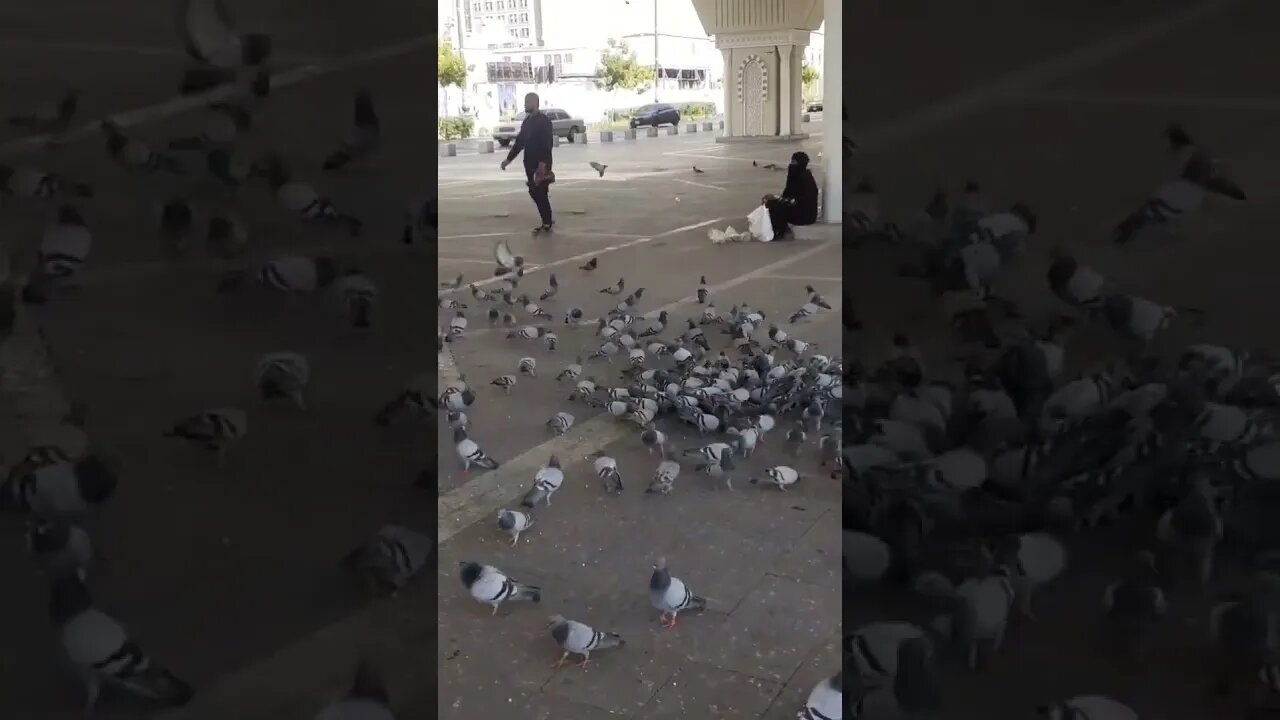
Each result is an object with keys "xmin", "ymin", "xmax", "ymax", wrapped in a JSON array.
[
  {"xmin": 0, "ymin": 1, "xmax": 427, "ymax": 717},
  {"xmin": 845, "ymin": 124, "xmax": 1280, "ymax": 718},
  {"xmin": 437, "ymin": 237, "xmax": 843, "ymax": 718}
]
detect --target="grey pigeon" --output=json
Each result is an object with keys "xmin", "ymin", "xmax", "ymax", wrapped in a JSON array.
[
  {"xmin": 344, "ymin": 525, "xmax": 433, "ymax": 592},
  {"xmin": 649, "ymin": 557, "xmax": 707, "ymax": 628},
  {"xmin": 548, "ymin": 614, "xmax": 625, "ymax": 668},
  {"xmin": 458, "ymin": 561, "xmax": 541, "ymax": 615}
]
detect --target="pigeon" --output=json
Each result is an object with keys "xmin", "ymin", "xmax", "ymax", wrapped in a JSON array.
[
  {"xmin": 1155, "ymin": 473, "xmax": 1223, "ymax": 584},
  {"xmin": 178, "ymin": 0, "xmax": 271, "ymax": 92},
  {"xmin": 0, "ymin": 165, "xmax": 92, "ymax": 199},
  {"xmin": 49, "ymin": 574, "xmax": 194, "ymax": 714},
  {"xmin": 343, "ymin": 525, "xmax": 433, "ymax": 592},
  {"xmin": 646, "ymin": 459, "xmax": 680, "ymax": 494},
  {"xmin": 798, "ymin": 674, "xmax": 841, "ymax": 720},
  {"xmin": 557, "ymin": 358, "xmax": 584, "ymax": 382},
  {"xmin": 156, "ymin": 197, "xmax": 200, "ymax": 252},
  {"xmin": 336, "ymin": 271, "xmax": 377, "ymax": 329},
  {"xmin": 600, "ymin": 277, "xmax": 625, "ymax": 294},
  {"xmin": 649, "ymin": 556, "xmax": 707, "ymax": 628},
  {"xmin": 163, "ymin": 408, "xmax": 248, "ymax": 467},
  {"xmin": 692, "ymin": 166, "xmax": 704, "ymax": 174},
  {"xmin": 0, "ymin": 455, "xmax": 117, "ymax": 520},
  {"xmin": 23, "ymin": 205, "xmax": 93, "ymax": 304},
  {"xmin": 323, "ymin": 90, "xmax": 381, "ymax": 171},
  {"xmin": 1113, "ymin": 153, "xmax": 1221, "ymax": 244},
  {"xmin": 168, "ymin": 103, "xmax": 252, "ymax": 150},
  {"xmin": 592, "ymin": 453, "xmax": 624, "ymax": 493},
  {"xmin": 219, "ymin": 255, "xmax": 338, "ymax": 294},
  {"xmin": 696, "ymin": 449, "xmax": 736, "ymax": 490},
  {"xmin": 579, "ymin": 257, "xmax": 598, "ymax": 271},
  {"xmin": 696, "ymin": 275, "xmax": 709, "ymax": 304},
  {"xmin": 1166, "ymin": 122, "xmax": 1247, "ymax": 200},
  {"xmin": 491, "ymin": 375, "xmax": 517, "ymax": 395},
  {"xmin": 27, "ymin": 520, "xmax": 96, "ymax": 580},
  {"xmin": 458, "ymin": 561, "xmax": 541, "ymax": 615},
  {"xmin": 255, "ymin": 352, "xmax": 311, "ymax": 410},
  {"xmin": 546, "ymin": 412, "xmax": 575, "ymax": 435},
  {"xmin": 313, "ymin": 659, "xmax": 395, "ymax": 720},
  {"xmin": 497, "ymin": 510, "xmax": 535, "ymax": 545},
  {"xmin": 441, "ymin": 273, "xmax": 464, "ymax": 290},
  {"xmin": 548, "ymin": 615, "xmax": 625, "ymax": 668},
  {"xmin": 751, "ymin": 465, "xmax": 800, "ymax": 491},
  {"xmin": 589, "ymin": 161, "xmax": 607, "ymax": 177},
  {"xmin": 206, "ymin": 147, "xmax": 263, "ymax": 188},
  {"xmin": 494, "ymin": 238, "xmax": 524, "ymax": 275},
  {"xmin": 518, "ymin": 357, "xmax": 537, "ymax": 377},
  {"xmin": 522, "ymin": 456, "xmax": 565, "ymax": 507},
  {"xmin": 453, "ymin": 427, "xmax": 499, "ymax": 472},
  {"xmin": 1102, "ymin": 550, "xmax": 1167, "ymax": 659},
  {"xmin": 845, "ymin": 530, "xmax": 891, "ymax": 582},
  {"xmin": 8, "ymin": 90, "xmax": 78, "ymax": 134},
  {"xmin": 100, "ymin": 120, "xmax": 184, "ymax": 173},
  {"xmin": 539, "ymin": 273, "xmax": 559, "ymax": 301},
  {"xmin": 261, "ymin": 154, "xmax": 363, "ymax": 235}
]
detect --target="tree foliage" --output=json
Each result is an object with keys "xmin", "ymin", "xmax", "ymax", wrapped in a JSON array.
[
  {"xmin": 438, "ymin": 42, "xmax": 466, "ymax": 89},
  {"xmin": 801, "ymin": 63, "xmax": 819, "ymax": 89},
  {"xmin": 596, "ymin": 39, "xmax": 655, "ymax": 91}
]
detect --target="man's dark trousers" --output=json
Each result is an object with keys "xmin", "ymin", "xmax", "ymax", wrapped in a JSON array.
[{"xmin": 525, "ymin": 161, "xmax": 553, "ymax": 226}]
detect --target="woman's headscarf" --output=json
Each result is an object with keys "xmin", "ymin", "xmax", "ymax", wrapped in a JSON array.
[{"xmin": 790, "ymin": 151, "xmax": 810, "ymax": 169}]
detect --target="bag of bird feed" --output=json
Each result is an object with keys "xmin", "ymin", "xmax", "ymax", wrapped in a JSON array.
[{"xmin": 747, "ymin": 203, "xmax": 774, "ymax": 242}]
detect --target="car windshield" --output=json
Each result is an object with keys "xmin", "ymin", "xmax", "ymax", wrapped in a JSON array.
[{"xmin": 636, "ymin": 105, "xmax": 657, "ymax": 114}]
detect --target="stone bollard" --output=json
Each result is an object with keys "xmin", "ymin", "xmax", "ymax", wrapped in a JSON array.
[
  {"xmin": 623, "ymin": 129, "xmax": 637, "ymax": 140},
  {"xmin": 686, "ymin": 123, "xmax": 698, "ymax": 133},
  {"xmin": 440, "ymin": 143, "xmax": 457, "ymax": 157},
  {"xmin": 666, "ymin": 125, "xmax": 679, "ymax": 136},
  {"xmin": 552, "ymin": 135, "xmax": 561, "ymax": 147},
  {"xmin": 646, "ymin": 126, "xmax": 659, "ymax": 137},
  {"xmin": 600, "ymin": 131, "xmax": 614, "ymax": 142},
  {"xmin": 701, "ymin": 121, "xmax": 713, "ymax": 131},
  {"xmin": 575, "ymin": 133, "xmax": 587, "ymax": 144},
  {"xmin": 718, "ymin": 120, "xmax": 725, "ymax": 129},
  {"xmin": 479, "ymin": 140, "xmax": 494, "ymax": 153},
  {"xmin": 802, "ymin": 113, "xmax": 811, "ymax": 123}
]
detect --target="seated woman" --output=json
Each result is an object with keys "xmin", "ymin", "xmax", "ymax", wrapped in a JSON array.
[{"xmin": 762, "ymin": 151, "xmax": 819, "ymax": 240}]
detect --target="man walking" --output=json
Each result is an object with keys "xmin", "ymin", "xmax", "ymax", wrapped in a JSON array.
[{"xmin": 500, "ymin": 92, "xmax": 555, "ymax": 234}]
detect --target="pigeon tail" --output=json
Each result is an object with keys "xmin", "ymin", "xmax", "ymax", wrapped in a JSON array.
[{"xmin": 322, "ymin": 149, "xmax": 352, "ymax": 171}]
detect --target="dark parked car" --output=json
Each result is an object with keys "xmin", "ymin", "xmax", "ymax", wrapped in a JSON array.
[
  {"xmin": 629, "ymin": 103, "xmax": 680, "ymax": 129},
  {"xmin": 806, "ymin": 99, "xmax": 823, "ymax": 113}
]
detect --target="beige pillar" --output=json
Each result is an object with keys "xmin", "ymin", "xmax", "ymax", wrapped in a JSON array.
[
  {"xmin": 822, "ymin": 0, "xmax": 842, "ymax": 223},
  {"xmin": 720, "ymin": 47, "xmax": 733, "ymax": 136},
  {"xmin": 778, "ymin": 44, "xmax": 792, "ymax": 136}
]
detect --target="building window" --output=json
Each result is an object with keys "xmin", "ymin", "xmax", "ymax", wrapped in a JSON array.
[
  {"xmin": 544, "ymin": 54, "xmax": 552, "ymax": 65},
  {"xmin": 554, "ymin": 53, "xmax": 562, "ymax": 73},
  {"xmin": 520, "ymin": 28, "xmax": 528, "ymax": 37},
  {"xmin": 484, "ymin": 1, "xmax": 492, "ymax": 10},
  {"xmin": 509, "ymin": 13, "xmax": 517, "ymax": 22},
  {"xmin": 503, "ymin": 55, "xmax": 511, "ymax": 62},
  {"xmin": 520, "ymin": 12, "xmax": 528, "ymax": 21},
  {"xmin": 565, "ymin": 53, "xmax": 573, "ymax": 64},
  {"xmin": 496, "ymin": 0, "xmax": 504, "ymax": 8},
  {"xmin": 510, "ymin": 29, "xmax": 518, "ymax": 37}
]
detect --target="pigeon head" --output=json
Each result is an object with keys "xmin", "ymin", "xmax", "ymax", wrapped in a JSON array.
[
  {"xmin": 57, "ymin": 205, "xmax": 85, "ymax": 226},
  {"xmin": 1166, "ymin": 123, "xmax": 1192, "ymax": 150},
  {"xmin": 1010, "ymin": 202, "xmax": 1037, "ymax": 233},
  {"xmin": 241, "ymin": 33, "xmax": 273, "ymax": 65},
  {"xmin": 497, "ymin": 510, "xmax": 516, "ymax": 530},
  {"xmin": 719, "ymin": 453, "xmax": 735, "ymax": 471},
  {"xmin": 26, "ymin": 521, "xmax": 70, "ymax": 555},
  {"xmin": 48, "ymin": 572, "xmax": 93, "ymax": 623},
  {"xmin": 313, "ymin": 256, "xmax": 338, "ymax": 287},
  {"xmin": 249, "ymin": 68, "xmax": 272, "ymax": 98},
  {"xmin": 74, "ymin": 455, "xmax": 117, "ymax": 504},
  {"xmin": 58, "ymin": 91, "xmax": 79, "ymax": 116},
  {"xmin": 161, "ymin": 198, "xmax": 193, "ymax": 231},
  {"xmin": 354, "ymin": 90, "xmax": 379, "ymax": 127},
  {"xmin": 348, "ymin": 658, "xmax": 390, "ymax": 705},
  {"xmin": 458, "ymin": 561, "xmax": 483, "ymax": 588}
]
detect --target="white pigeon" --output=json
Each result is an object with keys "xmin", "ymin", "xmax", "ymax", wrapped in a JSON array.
[{"xmin": 521, "ymin": 456, "xmax": 565, "ymax": 508}]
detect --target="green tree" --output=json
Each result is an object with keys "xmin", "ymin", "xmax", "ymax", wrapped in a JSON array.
[
  {"xmin": 596, "ymin": 39, "xmax": 655, "ymax": 91},
  {"xmin": 801, "ymin": 63, "xmax": 820, "ymax": 99},
  {"xmin": 438, "ymin": 41, "xmax": 467, "ymax": 116}
]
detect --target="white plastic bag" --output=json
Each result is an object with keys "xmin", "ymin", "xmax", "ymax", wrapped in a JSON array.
[{"xmin": 747, "ymin": 203, "xmax": 774, "ymax": 243}]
